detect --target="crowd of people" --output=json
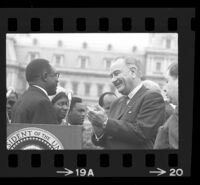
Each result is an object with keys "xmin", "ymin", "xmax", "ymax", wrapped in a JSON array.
[{"xmin": 7, "ymin": 57, "xmax": 178, "ymax": 150}]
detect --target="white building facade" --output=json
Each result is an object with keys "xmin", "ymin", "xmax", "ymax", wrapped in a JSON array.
[{"xmin": 6, "ymin": 33, "xmax": 178, "ymax": 105}]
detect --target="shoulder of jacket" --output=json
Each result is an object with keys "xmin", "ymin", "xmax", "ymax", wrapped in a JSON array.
[{"xmin": 143, "ymin": 89, "xmax": 163, "ymax": 99}]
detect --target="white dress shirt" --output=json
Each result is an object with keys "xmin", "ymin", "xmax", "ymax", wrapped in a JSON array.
[{"xmin": 127, "ymin": 82, "xmax": 143, "ymax": 104}]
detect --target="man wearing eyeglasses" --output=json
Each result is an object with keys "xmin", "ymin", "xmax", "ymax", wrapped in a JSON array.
[{"xmin": 11, "ymin": 58, "xmax": 60, "ymax": 124}]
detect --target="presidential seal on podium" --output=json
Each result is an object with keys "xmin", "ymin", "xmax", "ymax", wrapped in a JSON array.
[{"xmin": 7, "ymin": 127, "xmax": 64, "ymax": 150}]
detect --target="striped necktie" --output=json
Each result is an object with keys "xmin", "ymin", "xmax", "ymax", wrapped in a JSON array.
[
  {"xmin": 120, "ymin": 96, "xmax": 129, "ymax": 114},
  {"xmin": 126, "ymin": 96, "xmax": 130, "ymax": 105}
]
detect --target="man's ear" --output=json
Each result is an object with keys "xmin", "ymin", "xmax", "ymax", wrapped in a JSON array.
[
  {"xmin": 129, "ymin": 66, "xmax": 137, "ymax": 78},
  {"xmin": 41, "ymin": 71, "xmax": 48, "ymax": 82}
]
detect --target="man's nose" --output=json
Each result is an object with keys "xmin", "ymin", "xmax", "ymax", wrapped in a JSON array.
[
  {"xmin": 7, "ymin": 104, "xmax": 11, "ymax": 109},
  {"xmin": 111, "ymin": 75, "xmax": 117, "ymax": 83}
]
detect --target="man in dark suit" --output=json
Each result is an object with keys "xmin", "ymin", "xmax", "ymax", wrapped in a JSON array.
[
  {"xmin": 88, "ymin": 56, "xmax": 165, "ymax": 149},
  {"xmin": 11, "ymin": 58, "xmax": 59, "ymax": 124},
  {"xmin": 154, "ymin": 63, "xmax": 178, "ymax": 149}
]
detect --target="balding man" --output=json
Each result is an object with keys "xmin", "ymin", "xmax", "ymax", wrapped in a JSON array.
[
  {"xmin": 88, "ymin": 56, "xmax": 165, "ymax": 149},
  {"xmin": 11, "ymin": 58, "xmax": 59, "ymax": 124}
]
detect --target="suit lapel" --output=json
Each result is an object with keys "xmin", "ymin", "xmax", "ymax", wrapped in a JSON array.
[
  {"xmin": 110, "ymin": 85, "xmax": 147, "ymax": 120},
  {"xmin": 123, "ymin": 85, "xmax": 147, "ymax": 117},
  {"xmin": 110, "ymin": 96, "xmax": 127, "ymax": 120},
  {"xmin": 116, "ymin": 96, "xmax": 129, "ymax": 119}
]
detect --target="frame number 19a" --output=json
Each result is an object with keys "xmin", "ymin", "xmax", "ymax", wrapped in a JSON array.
[{"xmin": 76, "ymin": 168, "xmax": 94, "ymax": 177}]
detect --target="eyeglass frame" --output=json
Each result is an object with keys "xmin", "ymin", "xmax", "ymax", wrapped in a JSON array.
[{"xmin": 47, "ymin": 72, "xmax": 60, "ymax": 78}]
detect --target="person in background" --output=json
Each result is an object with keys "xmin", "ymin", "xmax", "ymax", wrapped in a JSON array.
[
  {"xmin": 161, "ymin": 88, "xmax": 175, "ymax": 121},
  {"xmin": 68, "ymin": 97, "xmax": 86, "ymax": 125},
  {"xmin": 142, "ymin": 79, "xmax": 174, "ymax": 122},
  {"xmin": 11, "ymin": 58, "xmax": 59, "ymax": 124},
  {"xmin": 6, "ymin": 88, "xmax": 18, "ymax": 124},
  {"xmin": 154, "ymin": 62, "xmax": 178, "ymax": 149},
  {"xmin": 142, "ymin": 80, "xmax": 161, "ymax": 93},
  {"xmin": 98, "ymin": 92, "xmax": 117, "ymax": 116},
  {"xmin": 50, "ymin": 86, "xmax": 69, "ymax": 125}
]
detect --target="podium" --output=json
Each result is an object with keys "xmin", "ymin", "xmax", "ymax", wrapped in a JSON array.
[{"xmin": 7, "ymin": 123, "xmax": 83, "ymax": 150}]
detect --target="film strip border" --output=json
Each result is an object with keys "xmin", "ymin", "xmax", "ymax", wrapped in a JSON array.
[
  {"xmin": 4, "ymin": 16, "xmax": 197, "ymax": 32},
  {"xmin": 7, "ymin": 153, "xmax": 179, "ymax": 169},
  {"xmin": 0, "ymin": 8, "xmax": 197, "ymax": 32},
  {"xmin": 0, "ymin": 8, "xmax": 196, "ymax": 178},
  {"xmin": 4, "ymin": 151, "xmax": 181, "ymax": 177}
]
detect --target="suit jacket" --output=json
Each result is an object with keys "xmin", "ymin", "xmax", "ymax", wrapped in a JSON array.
[
  {"xmin": 153, "ymin": 107, "xmax": 178, "ymax": 149},
  {"xmin": 92, "ymin": 85, "xmax": 165, "ymax": 149},
  {"xmin": 11, "ymin": 86, "xmax": 58, "ymax": 124}
]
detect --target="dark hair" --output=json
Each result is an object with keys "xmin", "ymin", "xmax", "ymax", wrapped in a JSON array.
[
  {"xmin": 25, "ymin": 58, "xmax": 52, "ymax": 83},
  {"xmin": 69, "ymin": 97, "xmax": 82, "ymax": 111},
  {"xmin": 51, "ymin": 92, "xmax": 68, "ymax": 105},
  {"xmin": 98, "ymin": 92, "xmax": 116, "ymax": 107},
  {"xmin": 168, "ymin": 62, "xmax": 178, "ymax": 79}
]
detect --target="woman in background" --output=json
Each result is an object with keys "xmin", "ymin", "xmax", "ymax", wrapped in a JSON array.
[
  {"xmin": 50, "ymin": 86, "xmax": 69, "ymax": 124},
  {"xmin": 6, "ymin": 88, "xmax": 18, "ymax": 124}
]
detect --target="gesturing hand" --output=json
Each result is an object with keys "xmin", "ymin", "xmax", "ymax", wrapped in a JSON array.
[
  {"xmin": 87, "ymin": 105, "xmax": 108, "ymax": 129},
  {"xmin": 92, "ymin": 125, "xmax": 104, "ymax": 137}
]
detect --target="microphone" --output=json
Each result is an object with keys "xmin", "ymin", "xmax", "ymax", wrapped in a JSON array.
[
  {"xmin": 67, "ymin": 90, "xmax": 73, "ymax": 102},
  {"xmin": 62, "ymin": 90, "xmax": 73, "ymax": 125}
]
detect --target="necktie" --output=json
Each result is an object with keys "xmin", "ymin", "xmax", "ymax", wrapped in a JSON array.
[
  {"xmin": 126, "ymin": 96, "xmax": 130, "ymax": 105},
  {"xmin": 120, "ymin": 96, "xmax": 129, "ymax": 114}
]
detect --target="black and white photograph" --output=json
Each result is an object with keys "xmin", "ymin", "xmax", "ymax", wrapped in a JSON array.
[{"xmin": 6, "ymin": 33, "xmax": 178, "ymax": 150}]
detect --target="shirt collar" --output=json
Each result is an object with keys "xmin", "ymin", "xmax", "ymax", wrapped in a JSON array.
[
  {"xmin": 32, "ymin": 85, "xmax": 49, "ymax": 99},
  {"xmin": 127, "ymin": 82, "xmax": 143, "ymax": 100}
]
